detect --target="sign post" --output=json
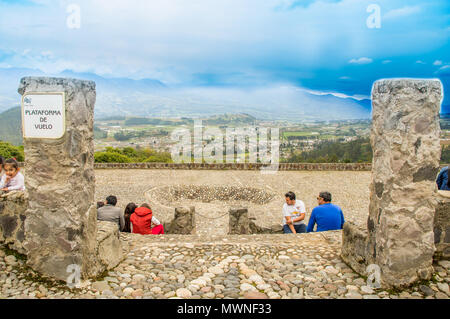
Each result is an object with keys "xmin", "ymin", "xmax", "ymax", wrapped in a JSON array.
[{"xmin": 21, "ymin": 92, "xmax": 65, "ymax": 139}]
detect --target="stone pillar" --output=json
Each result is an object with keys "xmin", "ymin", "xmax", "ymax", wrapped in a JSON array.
[
  {"xmin": 168, "ymin": 206, "xmax": 195, "ymax": 234},
  {"xmin": 342, "ymin": 79, "xmax": 443, "ymax": 288},
  {"xmin": 229, "ymin": 208, "xmax": 249, "ymax": 234},
  {"xmin": 18, "ymin": 77, "xmax": 98, "ymax": 281},
  {"xmin": 434, "ymin": 190, "xmax": 450, "ymax": 260}
]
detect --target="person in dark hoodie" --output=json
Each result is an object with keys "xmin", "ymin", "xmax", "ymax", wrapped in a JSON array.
[
  {"xmin": 130, "ymin": 203, "xmax": 164, "ymax": 235},
  {"xmin": 436, "ymin": 165, "xmax": 450, "ymax": 191}
]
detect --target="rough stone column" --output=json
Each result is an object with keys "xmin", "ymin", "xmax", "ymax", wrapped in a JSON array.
[
  {"xmin": 367, "ymin": 79, "xmax": 443, "ymax": 286},
  {"xmin": 168, "ymin": 206, "xmax": 195, "ymax": 234},
  {"xmin": 18, "ymin": 77, "xmax": 98, "ymax": 281},
  {"xmin": 434, "ymin": 190, "xmax": 450, "ymax": 260},
  {"xmin": 229, "ymin": 208, "xmax": 249, "ymax": 234}
]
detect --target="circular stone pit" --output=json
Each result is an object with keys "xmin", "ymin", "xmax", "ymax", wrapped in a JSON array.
[{"xmin": 145, "ymin": 185, "xmax": 281, "ymax": 235}]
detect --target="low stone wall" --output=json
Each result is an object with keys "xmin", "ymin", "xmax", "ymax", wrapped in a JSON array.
[
  {"xmin": 229, "ymin": 207, "xmax": 284, "ymax": 235},
  {"xmin": 18, "ymin": 162, "xmax": 449, "ymax": 171},
  {"xmin": 95, "ymin": 221, "xmax": 125, "ymax": 273},
  {"xmin": 166, "ymin": 206, "xmax": 196, "ymax": 235},
  {"xmin": 93, "ymin": 162, "xmax": 373, "ymax": 171},
  {"xmin": 0, "ymin": 190, "xmax": 124, "ymax": 278},
  {"xmin": 0, "ymin": 191, "xmax": 27, "ymax": 254},
  {"xmin": 434, "ymin": 191, "xmax": 450, "ymax": 260},
  {"xmin": 341, "ymin": 222, "xmax": 369, "ymax": 275}
]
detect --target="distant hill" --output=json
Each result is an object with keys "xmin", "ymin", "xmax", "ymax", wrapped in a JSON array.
[
  {"xmin": 0, "ymin": 106, "xmax": 22, "ymax": 145},
  {"xmin": 0, "ymin": 67, "xmax": 372, "ymax": 120}
]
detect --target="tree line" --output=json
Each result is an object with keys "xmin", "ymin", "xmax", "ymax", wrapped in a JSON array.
[{"xmin": 1, "ymin": 139, "xmax": 449, "ymax": 164}]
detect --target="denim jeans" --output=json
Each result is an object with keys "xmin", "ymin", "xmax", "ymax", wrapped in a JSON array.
[{"xmin": 283, "ymin": 223, "xmax": 306, "ymax": 234}]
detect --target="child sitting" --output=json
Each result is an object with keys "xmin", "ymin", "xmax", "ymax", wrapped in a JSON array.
[{"xmin": 0, "ymin": 158, "xmax": 25, "ymax": 191}]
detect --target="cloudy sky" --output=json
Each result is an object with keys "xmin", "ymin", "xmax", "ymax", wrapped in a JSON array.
[{"xmin": 0, "ymin": 0, "xmax": 449, "ymax": 112}]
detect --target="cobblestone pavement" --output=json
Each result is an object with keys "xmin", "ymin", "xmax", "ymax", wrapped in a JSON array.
[{"xmin": 1, "ymin": 231, "xmax": 449, "ymax": 299}]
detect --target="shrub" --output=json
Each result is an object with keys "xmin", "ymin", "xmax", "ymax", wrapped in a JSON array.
[
  {"xmin": 94, "ymin": 152, "xmax": 131, "ymax": 163},
  {"xmin": 0, "ymin": 142, "xmax": 24, "ymax": 161},
  {"xmin": 143, "ymin": 152, "xmax": 172, "ymax": 163}
]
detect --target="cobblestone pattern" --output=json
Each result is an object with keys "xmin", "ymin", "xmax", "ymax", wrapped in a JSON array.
[{"xmin": 1, "ymin": 232, "xmax": 449, "ymax": 299}]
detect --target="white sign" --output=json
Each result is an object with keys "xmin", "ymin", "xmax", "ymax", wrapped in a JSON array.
[{"xmin": 22, "ymin": 93, "xmax": 65, "ymax": 139}]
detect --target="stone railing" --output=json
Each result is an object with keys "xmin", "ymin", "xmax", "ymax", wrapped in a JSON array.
[{"xmin": 95, "ymin": 221, "xmax": 125, "ymax": 273}]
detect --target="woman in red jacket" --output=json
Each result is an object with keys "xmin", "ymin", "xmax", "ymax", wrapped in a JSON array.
[{"xmin": 130, "ymin": 203, "xmax": 164, "ymax": 235}]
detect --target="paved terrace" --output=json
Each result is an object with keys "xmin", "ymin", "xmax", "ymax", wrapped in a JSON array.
[
  {"xmin": 95, "ymin": 169, "xmax": 372, "ymax": 233},
  {"xmin": 1, "ymin": 232, "xmax": 449, "ymax": 299},
  {"xmin": 0, "ymin": 170, "xmax": 448, "ymax": 299}
]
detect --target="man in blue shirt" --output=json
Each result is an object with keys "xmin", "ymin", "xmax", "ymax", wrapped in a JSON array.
[
  {"xmin": 307, "ymin": 191, "xmax": 345, "ymax": 232},
  {"xmin": 436, "ymin": 166, "xmax": 450, "ymax": 191}
]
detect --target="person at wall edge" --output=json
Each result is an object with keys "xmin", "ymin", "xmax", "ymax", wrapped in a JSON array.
[
  {"xmin": 282, "ymin": 191, "xmax": 307, "ymax": 234},
  {"xmin": 97, "ymin": 195, "xmax": 125, "ymax": 231},
  {"xmin": 436, "ymin": 165, "xmax": 450, "ymax": 191},
  {"xmin": 307, "ymin": 191, "xmax": 345, "ymax": 232},
  {"xmin": 130, "ymin": 203, "xmax": 164, "ymax": 235}
]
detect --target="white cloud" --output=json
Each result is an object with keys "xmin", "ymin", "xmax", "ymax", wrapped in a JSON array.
[
  {"xmin": 384, "ymin": 6, "xmax": 421, "ymax": 20},
  {"xmin": 349, "ymin": 57, "xmax": 373, "ymax": 65},
  {"xmin": 382, "ymin": 60, "xmax": 392, "ymax": 64},
  {"xmin": 339, "ymin": 76, "xmax": 351, "ymax": 80},
  {"xmin": 302, "ymin": 88, "xmax": 369, "ymax": 101},
  {"xmin": 416, "ymin": 60, "xmax": 426, "ymax": 64},
  {"xmin": 436, "ymin": 65, "xmax": 450, "ymax": 75},
  {"xmin": 433, "ymin": 60, "xmax": 443, "ymax": 66}
]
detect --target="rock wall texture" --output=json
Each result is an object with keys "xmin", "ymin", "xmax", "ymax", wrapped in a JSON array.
[
  {"xmin": 434, "ymin": 190, "xmax": 450, "ymax": 260},
  {"xmin": 18, "ymin": 77, "xmax": 98, "ymax": 281},
  {"xmin": 229, "ymin": 208, "xmax": 250, "ymax": 234},
  {"xmin": 0, "ymin": 191, "xmax": 27, "ymax": 254},
  {"xmin": 167, "ymin": 207, "xmax": 196, "ymax": 234},
  {"xmin": 95, "ymin": 221, "xmax": 124, "ymax": 272},
  {"xmin": 342, "ymin": 79, "xmax": 443, "ymax": 288}
]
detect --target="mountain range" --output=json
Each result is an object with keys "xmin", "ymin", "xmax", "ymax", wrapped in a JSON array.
[{"xmin": 0, "ymin": 67, "xmax": 372, "ymax": 121}]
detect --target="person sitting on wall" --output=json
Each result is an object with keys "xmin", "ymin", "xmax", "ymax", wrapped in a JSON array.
[
  {"xmin": 436, "ymin": 165, "xmax": 450, "ymax": 191},
  {"xmin": 97, "ymin": 195, "xmax": 125, "ymax": 231},
  {"xmin": 307, "ymin": 191, "xmax": 345, "ymax": 232},
  {"xmin": 130, "ymin": 203, "xmax": 164, "ymax": 235},
  {"xmin": 282, "ymin": 191, "xmax": 307, "ymax": 234},
  {"xmin": 123, "ymin": 202, "xmax": 137, "ymax": 233},
  {"xmin": 0, "ymin": 158, "xmax": 25, "ymax": 192}
]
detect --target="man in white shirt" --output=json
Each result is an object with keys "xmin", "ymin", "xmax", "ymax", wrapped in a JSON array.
[{"xmin": 282, "ymin": 191, "xmax": 306, "ymax": 234}]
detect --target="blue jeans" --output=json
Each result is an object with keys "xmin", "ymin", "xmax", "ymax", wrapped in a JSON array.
[{"xmin": 283, "ymin": 224, "xmax": 306, "ymax": 234}]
